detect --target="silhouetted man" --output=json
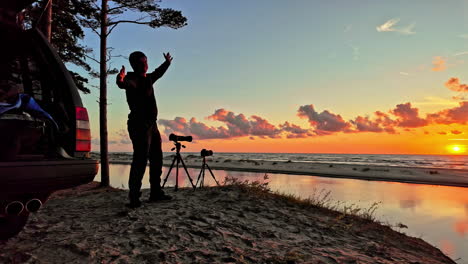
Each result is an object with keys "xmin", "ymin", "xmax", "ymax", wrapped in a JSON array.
[{"xmin": 117, "ymin": 51, "xmax": 172, "ymax": 208}]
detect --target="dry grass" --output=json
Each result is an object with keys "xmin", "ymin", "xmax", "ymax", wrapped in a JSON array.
[{"xmin": 222, "ymin": 175, "xmax": 382, "ymax": 224}]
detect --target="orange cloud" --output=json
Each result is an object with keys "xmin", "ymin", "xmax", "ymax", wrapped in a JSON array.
[
  {"xmin": 157, "ymin": 79, "xmax": 468, "ymax": 141},
  {"xmin": 159, "ymin": 101, "xmax": 468, "ymax": 141},
  {"xmin": 432, "ymin": 56, "xmax": 446, "ymax": 72},
  {"xmin": 445, "ymin": 77, "xmax": 468, "ymax": 92},
  {"xmin": 427, "ymin": 102, "xmax": 468, "ymax": 125}
]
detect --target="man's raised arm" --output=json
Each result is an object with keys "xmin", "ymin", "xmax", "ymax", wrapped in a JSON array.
[
  {"xmin": 150, "ymin": 52, "xmax": 173, "ymax": 83},
  {"xmin": 116, "ymin": 65, "xmax": 128, "ymax": 89}
]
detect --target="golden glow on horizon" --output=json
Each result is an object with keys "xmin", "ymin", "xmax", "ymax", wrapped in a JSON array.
[
  {"xmin": 101, "ymin": 124, "xmax": 468, "ymax": 155},
  {"xmin": 447, "ymin": 145, "xmax": 467, "ymax": 154}
]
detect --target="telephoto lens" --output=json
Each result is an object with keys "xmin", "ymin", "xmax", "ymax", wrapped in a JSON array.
[
  {"xmin": 201, "ymin": 149, "xmax": 213, "ymax": 157},
  {"xmin": 169, "ymin": 133, "xmax": 193, "ymax": 142}
]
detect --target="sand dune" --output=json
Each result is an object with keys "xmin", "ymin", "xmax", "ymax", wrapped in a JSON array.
[{"xmin": 0, "ymin": 182, "xmax": 455, "ymax": 263}]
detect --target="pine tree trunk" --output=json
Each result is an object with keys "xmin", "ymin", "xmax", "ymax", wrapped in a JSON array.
[
  {"xmin": 99, "ymin": 0, "xmax": 110, "ymax": 187},
  {"xmin": 43, "ymin": 0, "xmax": 52, "ymax": 42}
]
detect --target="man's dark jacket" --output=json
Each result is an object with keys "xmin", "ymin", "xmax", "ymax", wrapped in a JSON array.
[{"xmin": 116, "ymin": 61, "xmax": 170, "ymax": 123}]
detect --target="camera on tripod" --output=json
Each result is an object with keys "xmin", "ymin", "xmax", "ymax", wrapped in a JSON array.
[
  {"xmin": 162, "ymin": 133, "xmax": 219, "ymax": 190},
  {"xmin": 201, "ymin": 149, "xmax": 213, "ymax": 157},
  {"xmin": 169, "ymin": 133, "xmax": 192, "ymax": 142},
  {"xmin": 196, "ymin": 149, "xmax": 219, "ymax": 188},
  {"xmin": 162, "ymin": 133, "xmax": 196, "ymax": 191}
]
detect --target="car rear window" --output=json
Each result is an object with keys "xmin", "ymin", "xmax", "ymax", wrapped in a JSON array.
[{"xmin": 0, "ymin": 30, "xmax": 56, "ymax": 107}]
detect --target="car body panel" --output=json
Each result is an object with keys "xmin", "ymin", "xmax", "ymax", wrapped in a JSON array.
[{"xmin": 0, "ymin": 159, "xmax": 99, "ymax": 195}]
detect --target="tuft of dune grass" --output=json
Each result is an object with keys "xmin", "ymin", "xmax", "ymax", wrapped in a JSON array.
[{"xmin": 222, "ymin": 175, "xmax": 382, "ymax": 223}]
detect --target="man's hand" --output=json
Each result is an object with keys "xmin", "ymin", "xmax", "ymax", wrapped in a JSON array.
[
  {"xmin": 118, "ymin": 65, "xmax": 126, "ymax": 82},
  {"xmin": 163, "ymin": 52, "xmax": 173, "ymax": 63}
]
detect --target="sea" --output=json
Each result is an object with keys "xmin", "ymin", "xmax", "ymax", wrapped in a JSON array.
[{"xmin": 108, "ymin": 152, "xmax": 468, "ymax": 170}]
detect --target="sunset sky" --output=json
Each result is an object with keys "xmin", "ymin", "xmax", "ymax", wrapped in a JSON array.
[{"xmin": 78, "ymin": 0, "xmax": 468, "ymax": 155}]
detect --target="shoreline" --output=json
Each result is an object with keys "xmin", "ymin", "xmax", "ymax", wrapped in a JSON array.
[
  {"xmin": 0, "ymin": 182, "xmax": 456, "ymax": 263},
  {"xmin": 106, "ymin": 155, "xmax": 468, "ymax": 188}
]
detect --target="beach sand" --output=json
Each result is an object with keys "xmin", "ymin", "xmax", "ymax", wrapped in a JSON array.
[
  {"xmin": 105, "ymin": 153, "xmax": 468, "ymax": 188},
  {"xmin": 0, "ymin": 182, "xmax": 455, "ymax": 263}
]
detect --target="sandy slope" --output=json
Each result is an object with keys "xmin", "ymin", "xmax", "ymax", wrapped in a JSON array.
[{"xmin": 0, "ymin": 182, "xmax": 455, "ymax": 264}]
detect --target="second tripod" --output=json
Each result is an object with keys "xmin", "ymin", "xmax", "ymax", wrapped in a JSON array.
[{"xmin": 195, "ymin": 149, "xmax": 220, "ymax": 188}]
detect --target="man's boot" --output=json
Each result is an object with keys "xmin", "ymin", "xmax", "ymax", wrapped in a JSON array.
[
  {"xmin": 148, "ymin": 188, "xmax": 172, "ymax": 202},
  {"xmin": 126, "ymin": 191, "xmax": 142, "ymax": 208}
]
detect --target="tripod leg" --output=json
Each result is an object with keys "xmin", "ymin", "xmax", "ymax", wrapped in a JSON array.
[
  {"xmin": 179, "ymin": 156, "xmax": 196, "ymax": 189},
  {"xmin": 206, "ymin": 164, "xmax": 220, "ymax": 186},
  {"xmin": 195, "ymin": 165, "xmax": 204, "ymax": 187},
  {"xmin": 201, "ymin": 164, "xmax": 205, "ymax": 188},
  {"xmin": 175, "ymin": 154, "xmax": 180, "ymax": 191},
  {"xmin": 162, "ymin": 156, "xmax": 177, "ymax": 188}
]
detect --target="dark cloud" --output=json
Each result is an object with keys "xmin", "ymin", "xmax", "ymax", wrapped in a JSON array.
[
  {"xmin": 351, "ymin": 116, "xmax": 384, "ymax": 132},
  {"xmin": 187, "ymin": 118, "xmax": 231, "ymax": 139},
  {"xmin": 208, "ymin": 109, "xmax": 251, "ymax": 136},
  {"xmin": 279, "ymin": 122, "xmax": 314, "ymax": 138},
  {"xmin": 158, "ymin": 117, "xmax": 191, "ymax": 136},
  {"xmin": 207, "ymin": 109, "xmax": 281, "ymax": 138},
  {"xmin": 158, "ymin": 117, "xmax": 230, "ymax": 139},
  {"xmin": 350, "ymin": 111, "xmax": 396, "ymax": 134},
  {"xmin": 391, "ymin": 103, "xmax": 428, "ymax": 128},
  {"xmin": 374, "ymin": 111, "xmax": 397, "ymax": 133},
  {"xmin": 249, "ymin": 115, "xmax": 281, "ymax": 138},
  {"xmin": 297, "ymin": 105, "xmax": 353, "ymax": 134},
  {"xmin": 451, "ymin": 130, "xmax": 462, "ymax": 135},
  {"xmin": 159, "ymin": 109, "xmax": 284, "ymax": 140}
]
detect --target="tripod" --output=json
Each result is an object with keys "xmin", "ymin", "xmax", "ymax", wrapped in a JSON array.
[
  {"xmin": 195, "ymin": 156, "xmax": 220, "ymax": 188},
  {"xmin": 162, "ymin": 142, "xmax": 196, "ymax": 191}
]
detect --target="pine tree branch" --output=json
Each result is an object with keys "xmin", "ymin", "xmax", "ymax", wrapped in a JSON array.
[
  {"xmin": 90, "ymin": 1, "xmax": 101, "ymax": 12},
  {"xmin": 85, "ymin": 54, "xmax": 100, "ymax": 64},
  {"xmin": 107, "ymin": 23, "xmax": 118, "ymax": 36},
  {"xmin": 107, "ymin": 15, "xmax": 148, "ymax": 36},
  {"xmin": 107, "ymin": 20, "xmax": 152, "ymax": 26},
  {"xmin": 81, "ymin": 19, "xmax": 101, "ymax": 36},
  {"xmin": 107, "ymin": 0, "xmax": 156, "ymax": 13}
]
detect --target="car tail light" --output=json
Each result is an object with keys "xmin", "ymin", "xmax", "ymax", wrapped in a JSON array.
[{"xmin": 76, "ymin": 106, "xmax": 91, "ymax": 152}]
